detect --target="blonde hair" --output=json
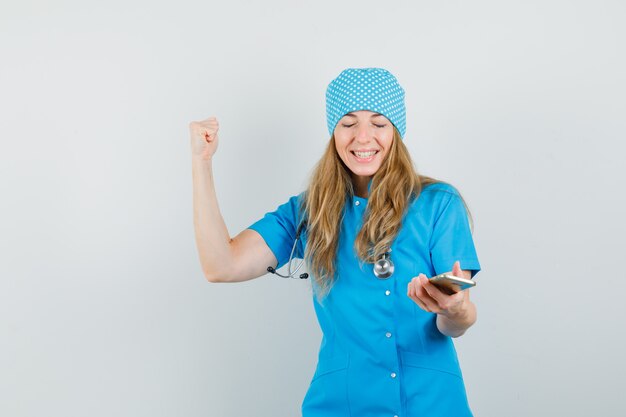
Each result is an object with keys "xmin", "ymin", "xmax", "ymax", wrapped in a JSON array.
[{"xmin": 302, "ymin": 128, "xmax": 447, "ymax": 298}]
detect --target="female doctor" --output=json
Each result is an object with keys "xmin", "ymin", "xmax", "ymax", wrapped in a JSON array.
[{"xmin": 189, "ymin": 68, "xmax": 481, "ymax": 417}]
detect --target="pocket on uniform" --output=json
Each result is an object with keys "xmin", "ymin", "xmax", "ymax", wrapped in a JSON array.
[
  {"xmin": 400, "ymin": 350, "xmax": 461, "ymax": 378},
  {"xmin": 302, "ymin": 355, "xmax": 351, "ymax": 417},
  {"xmin": 311, "ymin": 354, "xmax": 349, "ymax": 380},
  {"xmin": 400, "ymin": 351, "xmax": 472, "ymax": 416}
]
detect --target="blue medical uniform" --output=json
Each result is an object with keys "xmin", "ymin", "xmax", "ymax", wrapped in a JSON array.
[{"xmin": 248, "ymin": 183, "xmax": 481, "ymax": 417}]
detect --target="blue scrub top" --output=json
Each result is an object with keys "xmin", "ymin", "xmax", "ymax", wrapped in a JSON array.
[{"xmin": 248, "ymin": 183, "xmax": 481, "ymax": 417}]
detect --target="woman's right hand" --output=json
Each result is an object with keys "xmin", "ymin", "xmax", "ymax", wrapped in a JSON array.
[{"xmin": 189, "ymin": 116, "xmax": 219, "ymax": 160}]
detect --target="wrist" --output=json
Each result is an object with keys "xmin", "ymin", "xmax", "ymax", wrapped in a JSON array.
[
  {"xmin": 440, "ymin": 299, "xmax": 473, "ymax": 324},
  {"xmin": 192, "ymin": 154, "xmax": 213, "ymax": 165}
]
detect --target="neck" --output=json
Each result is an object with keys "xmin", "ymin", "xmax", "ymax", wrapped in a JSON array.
[{"xmin": 352, "ymin": 175, "xmax": 371, "ymax": 198}]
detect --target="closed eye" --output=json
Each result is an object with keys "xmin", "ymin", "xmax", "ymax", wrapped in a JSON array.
[{"xmin": 341, "ymin": 123, "xmax": 387, "ymax": 128}]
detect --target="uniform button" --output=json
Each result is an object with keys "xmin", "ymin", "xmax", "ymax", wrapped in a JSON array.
[
  {"xmin": 385, "ymin": 290, "xmax": 391, "ymax": 296},
  {"xmin": 390, "ymin": 372, "xmax": 397, "ymax": 378},
  {"xmin": 385, "ymin": 332, "xmax": 392, "ymax": 338},
  {"xmin": 355, "ymin": 200, "xmax": 360, "ymax": 206}
]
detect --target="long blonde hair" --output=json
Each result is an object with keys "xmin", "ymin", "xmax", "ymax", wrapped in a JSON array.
[{"xmin": 302, "ymin": 128, "xmax": 445, "ymax": 297}]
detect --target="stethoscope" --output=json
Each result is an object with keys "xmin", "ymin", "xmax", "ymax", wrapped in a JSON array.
[
  {"xmin": 267, "ymin": 220, "xmax": 309, "ymax": 279},
  {"xmin": 267, "ymin": 220, "xmax": 395, "ymax": 280},
  {"xmin": 372, "ymin": 249, "xmax": 394, "ymax": 279}
]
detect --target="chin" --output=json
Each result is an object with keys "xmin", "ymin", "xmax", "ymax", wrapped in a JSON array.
[{"xmin": 349, "ymin": 166, "xmax": 380, "ymax": 177}]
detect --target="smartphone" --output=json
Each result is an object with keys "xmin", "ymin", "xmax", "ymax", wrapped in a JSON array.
[{"xmin": 429, "ymin": 273, "xmax": 476, "ymax": 295}]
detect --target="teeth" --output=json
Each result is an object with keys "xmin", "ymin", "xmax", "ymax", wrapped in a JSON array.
[{"xmin": 354, "ymin": 151, "xmax": 376, "ymax": 158}]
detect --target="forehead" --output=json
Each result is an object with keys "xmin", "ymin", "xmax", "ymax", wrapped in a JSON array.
[{"xmin": 342, "ymin": 110, "xmax": 386, "ymax": 118}]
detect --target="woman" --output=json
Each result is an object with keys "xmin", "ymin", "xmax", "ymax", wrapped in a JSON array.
[{"xmin": 189, "ymin": 68, "xmax": 481, "ymax": 416}]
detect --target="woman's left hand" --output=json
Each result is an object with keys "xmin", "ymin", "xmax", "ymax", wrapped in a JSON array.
[{"xmin": 406, "ymin": 261, "xmax": 476, "ymax": 336}]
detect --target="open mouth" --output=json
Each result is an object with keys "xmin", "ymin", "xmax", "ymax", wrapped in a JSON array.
[{"xmin": 351, "ymin": 150, "xmax": 378, "ymax": 159}]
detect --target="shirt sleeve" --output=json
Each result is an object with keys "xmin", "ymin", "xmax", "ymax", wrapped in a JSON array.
[
  {"xmin": 428, "ymin": 186, "xmax": 481, "ymax": 278},
  {"xmin": 247, "ymin": 194, "xmax": 305, "ymax": 270}
]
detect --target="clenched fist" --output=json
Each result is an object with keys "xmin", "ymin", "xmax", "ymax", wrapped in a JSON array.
[{"xmin": 189, "ymin": 117, "xmax": 219, "ymax": 160}]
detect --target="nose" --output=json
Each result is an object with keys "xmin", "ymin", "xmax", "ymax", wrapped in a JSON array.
[{"xmin": 355, "ymin": 124, "xmax": 373, "ymax": 143}]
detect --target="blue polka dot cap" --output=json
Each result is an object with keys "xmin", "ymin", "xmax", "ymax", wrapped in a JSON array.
[{"xmin": 326, "ymin": 67, "xmax": 406, "ymax": 138}]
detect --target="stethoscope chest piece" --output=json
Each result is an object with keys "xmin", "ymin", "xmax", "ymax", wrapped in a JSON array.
[{"xmin": 373, "ymin": 252, "xmax": 394, "ymax": 279}]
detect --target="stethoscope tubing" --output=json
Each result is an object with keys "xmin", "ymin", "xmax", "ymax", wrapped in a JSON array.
[{"xmin": 267, "ymin": 220, "xmax": 394, "ymax": 280}]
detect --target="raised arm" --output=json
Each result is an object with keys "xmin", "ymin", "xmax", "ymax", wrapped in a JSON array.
[{"xmin": 190, "ymin": 117, "xmax": 277, "ymax": 282}]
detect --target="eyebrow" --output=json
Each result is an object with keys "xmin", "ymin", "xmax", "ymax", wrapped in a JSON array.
[{"xmin": 344, "ymin": 112, "xmax": 384, "ymax": 118}]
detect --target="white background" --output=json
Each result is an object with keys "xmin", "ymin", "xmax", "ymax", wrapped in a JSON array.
[{"xmin": 1, "ymin": 0, "xmax": 625, "ymax": 416}]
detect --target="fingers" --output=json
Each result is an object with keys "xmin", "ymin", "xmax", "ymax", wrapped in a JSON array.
[
  {"xmin": 419, "ymin": 275, "xmax": 447, "ymax": 305},
  {"xmin": 408, "ymin": 274, "xmax": 442, "ymax": 313},
  {"xmin": 450, "ymin": 260, "xmax": 473, "ymax": 280},
  {"xmin": 407, "ymin": 273, "xmax": 465, "ymax": 314},
  {"xmin": 189, "ymin": 116, "xmax": 219, "ymax": 129},
  {"xmin": 407, "ymin": 277, "xmax": 431, "ymax": 312},
  {"xmin": 189, "ymin": 117, "xmax": 220, "ymax": 159},
  {"xmin": 452, "ymin": 260, "xmax": 462, "ymax": 277},
  {"xmin": 189, "ymin": 117, "xmax": 220, "ymax": 142}
]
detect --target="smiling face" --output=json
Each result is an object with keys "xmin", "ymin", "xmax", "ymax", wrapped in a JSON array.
[{"xmin": 333, "ymin": 110, "xmax": 395, "ymax": 194}]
